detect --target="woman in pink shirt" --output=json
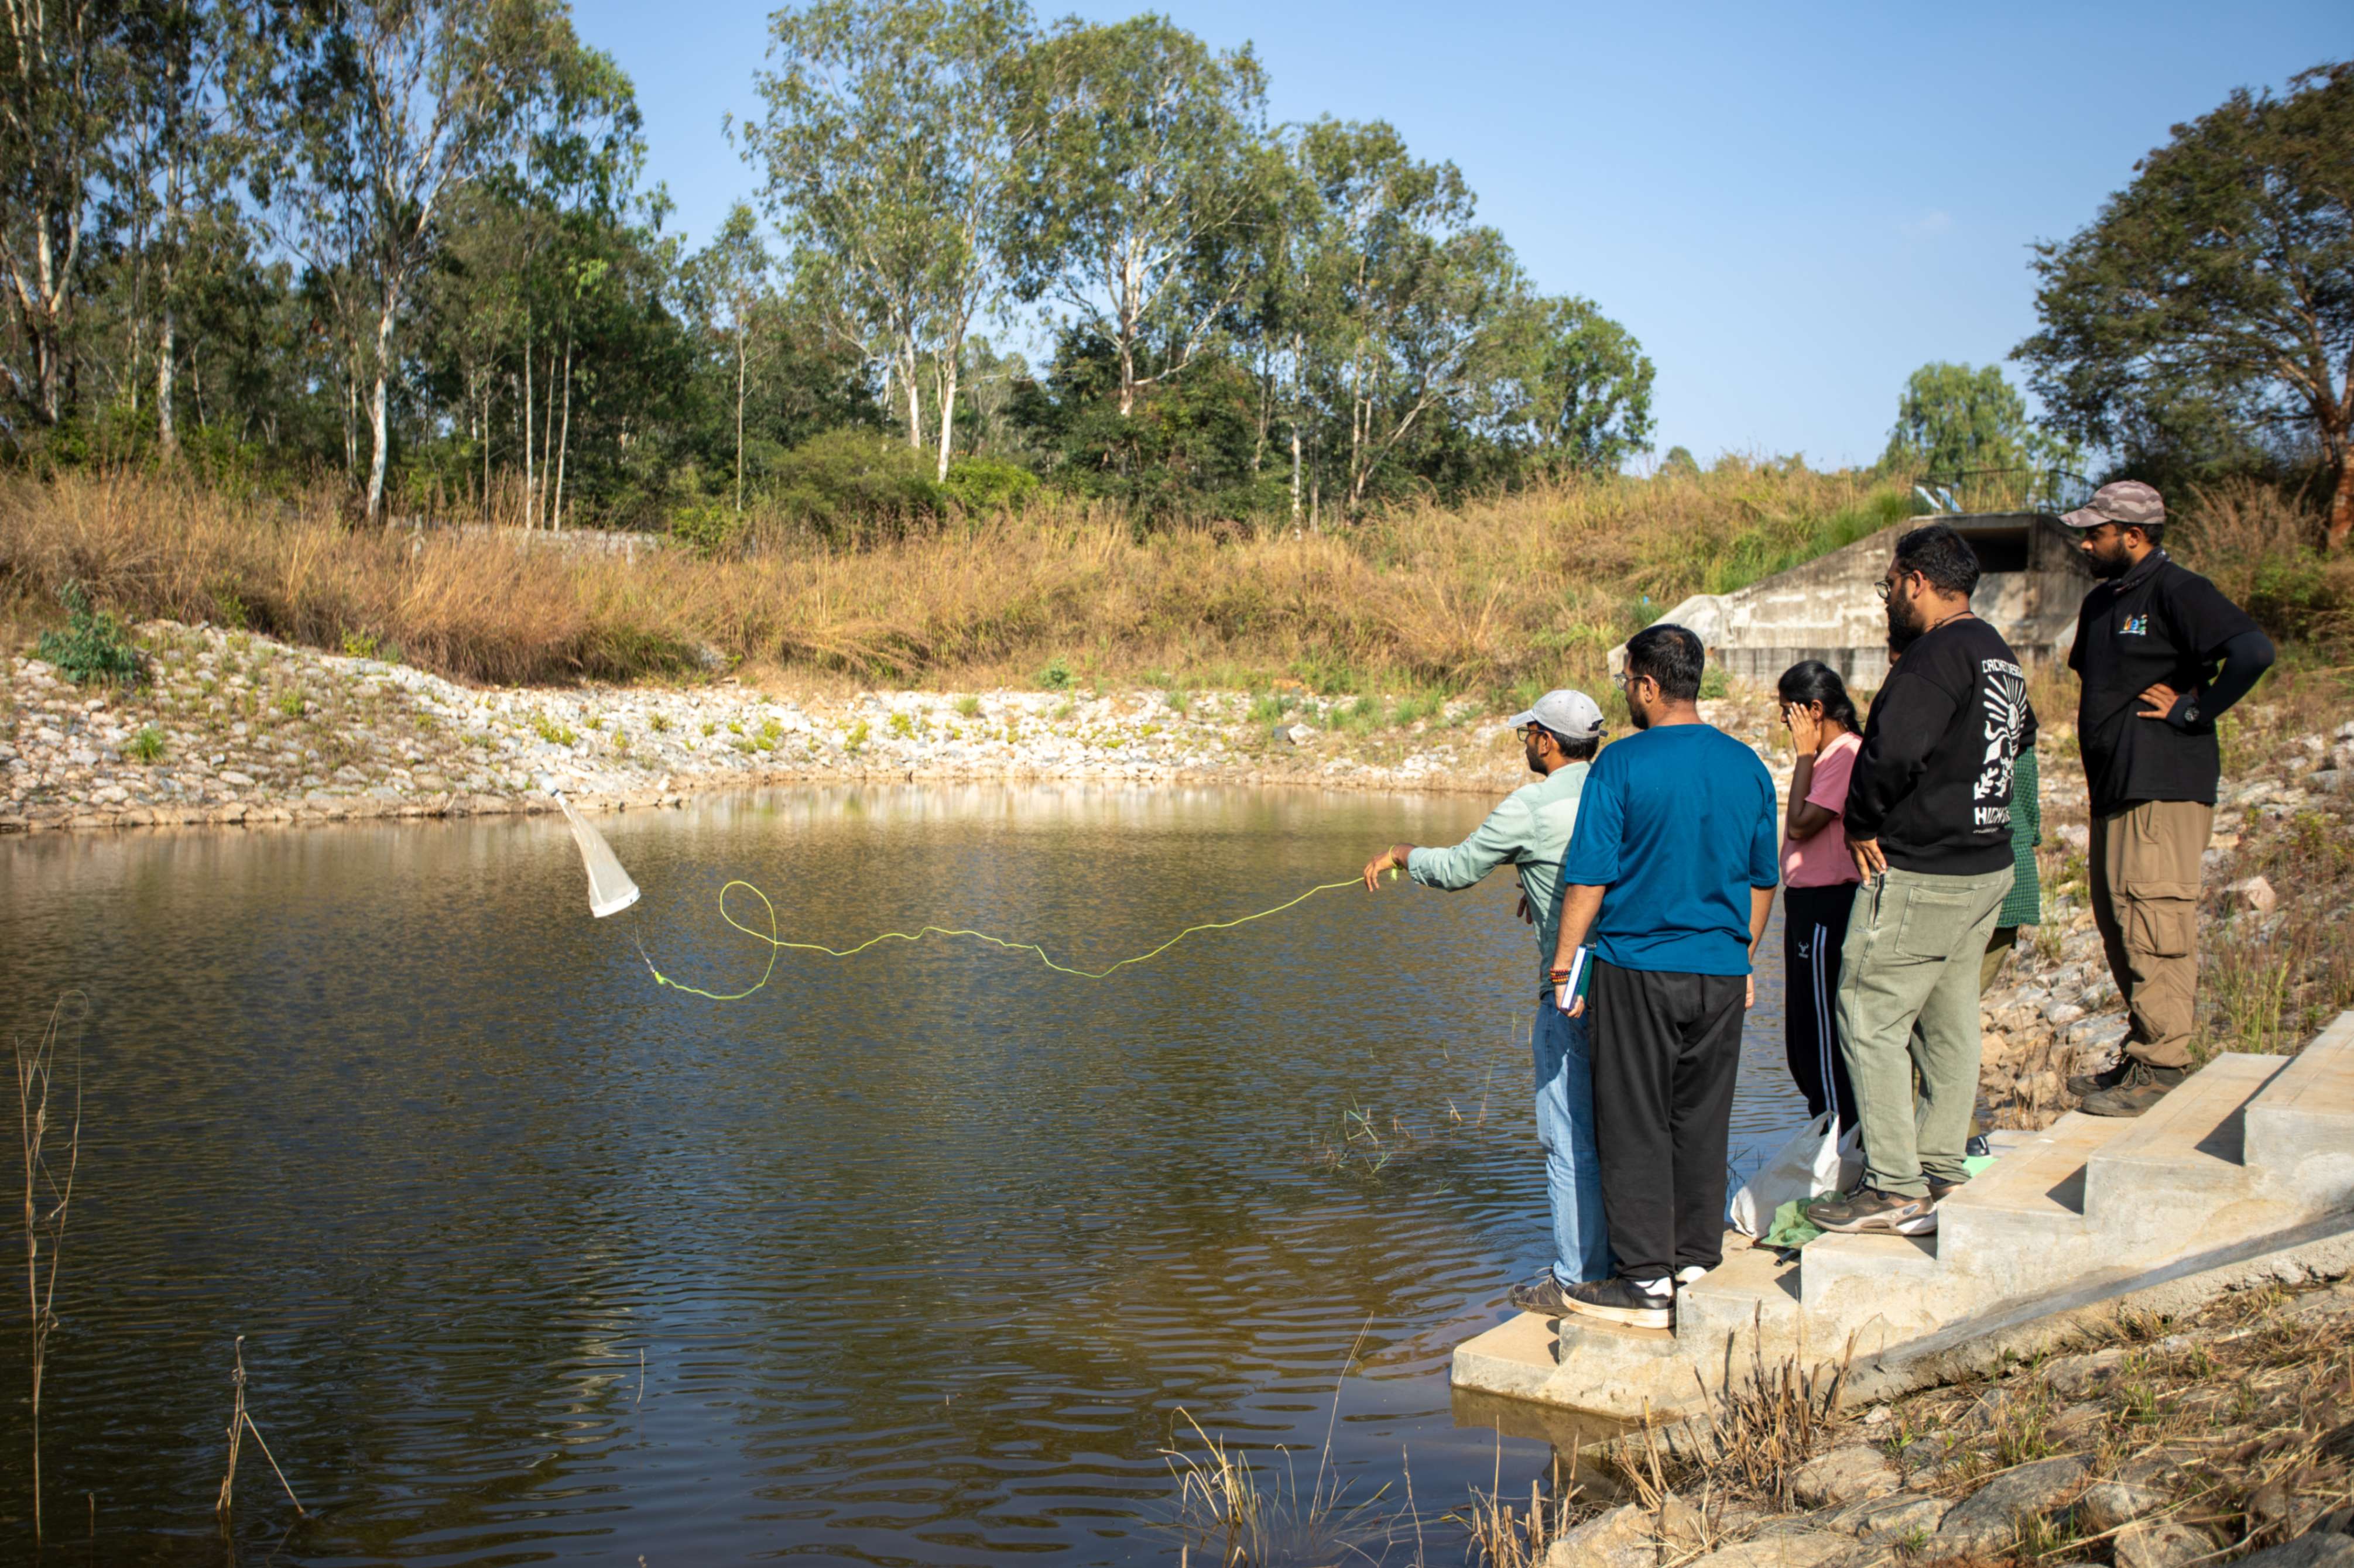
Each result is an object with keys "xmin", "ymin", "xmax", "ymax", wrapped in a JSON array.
[{"xmin": 1777, "ymin": 661, "xmax": 1865, "ymax": 1132}]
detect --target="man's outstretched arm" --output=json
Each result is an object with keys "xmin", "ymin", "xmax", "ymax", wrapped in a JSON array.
[{"xmin": 1362, "ymin": 798, "xmax": 1528, "ymax": 892}]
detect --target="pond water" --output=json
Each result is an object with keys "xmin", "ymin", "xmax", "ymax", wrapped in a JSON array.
[{"xmin": 0, "ymin": 785, "xmax": 1806, "ymax": 1564}]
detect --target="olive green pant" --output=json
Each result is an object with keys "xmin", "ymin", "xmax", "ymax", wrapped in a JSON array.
[
  {"xmin": 1836, "ymin": 866, "xmax": 2014, "ymax": 1199},
  {"xmin": 2089, "ymin": 801, "xmax": 2211, "ymax": 1071},
  {"xmin": 1980, "ymin": 925, "xmax": 2019, "ymax": 994}
]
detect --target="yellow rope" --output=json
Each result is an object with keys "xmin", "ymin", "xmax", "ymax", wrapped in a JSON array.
[{"xmin": 640, "ymin": 873, "xmax": 1379, "ymax": 1000}]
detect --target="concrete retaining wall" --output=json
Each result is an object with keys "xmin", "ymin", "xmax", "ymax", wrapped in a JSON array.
[{"xmin": 1615, "ymin": 513, "xmax": 2092, "ymax": 687}]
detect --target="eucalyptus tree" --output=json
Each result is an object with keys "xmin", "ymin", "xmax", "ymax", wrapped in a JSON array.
[
  {"xmin": 229, "ymin": 0, "xmax": 576, "ymax": 521},
  {"xmin": 1292, "ymin": 117, "xmax": 1524, "ymax": 517},
  {"xmin": 741, "ymin": 0, "xmax": 1033, "ymax": 481},
  {"xmin": 2017, "ymin": 60, "xmax": 2354, "ymax": 547},
  {"xmin": 1008, "ymin": 13, "xmax": 1270, "ymax": 424},
  {"xmin": 116, "ymin": 0, "xmax": 239, "ymax": 455},
  {"xmin": 0, "ymin": 0, "xmax": 133, "ymax": 429},
  {"xmin": 691, "ymin": 202, "xmax": 777, "ymax": 512},
  {"xmin": 1498, "ymin": 293, "xmax": 1655, "ymax": 475}
]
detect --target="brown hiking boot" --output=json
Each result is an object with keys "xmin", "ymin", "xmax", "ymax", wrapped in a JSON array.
[
  {"xmin": 2078, "ymin": 1061, "xmax": 2188, "ymax": 1118},
  {"xmin": 2066, "ymin": 1058, "xmax": 2134, "ymax": 1100}
]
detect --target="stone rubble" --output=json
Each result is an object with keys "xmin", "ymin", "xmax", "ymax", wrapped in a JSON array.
[
  {"xmin": 1544, "ymin": 1281, "xmax": 2354, "ymax": 1568},
  {"xmin": 2, "ymin": 619, "xmax": 1555, "ymax": 835}
]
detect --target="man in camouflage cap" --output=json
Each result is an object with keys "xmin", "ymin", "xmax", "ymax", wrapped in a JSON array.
[{"xmin": 2059, "ymin": 481, "xmax": 2274, "ymax": 1116}]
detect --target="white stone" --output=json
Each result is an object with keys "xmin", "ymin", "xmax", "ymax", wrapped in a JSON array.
[
  {"xmin": 2115, "ymin": 1519, "xmax": 2211, "ymax": 1568},
  {"xmin": 2226, "ymin": 876, "xmax": 2278, "ymax": 914},
  {"xmin": 1791, "ymin": 1445, "xmax": 1900, "ymax": 1509},
  {"xmin": 2080, "ymin": 1481, "xmax": 2170, "ymax": 1534}
]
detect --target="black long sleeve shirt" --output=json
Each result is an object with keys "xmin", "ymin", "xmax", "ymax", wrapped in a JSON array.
[
  {"xmin": 1844, "ymin": 615, "xmax": 2034, "ymax": 877},
  {"xmin": 2069, "ymin": 550, "xmax": 2273, "ymax": 817}
]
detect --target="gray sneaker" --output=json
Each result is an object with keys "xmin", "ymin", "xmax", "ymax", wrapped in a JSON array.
[
  {"xmin": 1806, "ymin": 1185, "xmax": 1938, "ymax": 1236},
  {"xmin": 1508, "ymin": 1273, "xmax": 1583, "ymax": 1316}
]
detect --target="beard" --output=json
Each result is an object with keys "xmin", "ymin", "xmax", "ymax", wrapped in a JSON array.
[
  {"xmin": 1886, "ymin": 594, "xmax": 1929, "ymax": 655},
  {"xmin": 1524, "ymin": 739, "xmax": 1546, "ymax": 775},
  {"xmin": 2087, "ymin": 545, "xmax": 2133, "ymax": 580},
  {"xmin": 1625, "ymin": 692, "xmax": 1653, "ymax": 731}
]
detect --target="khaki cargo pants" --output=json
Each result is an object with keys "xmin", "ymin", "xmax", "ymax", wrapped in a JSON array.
[
  {"xmin": 1836, "ymin": 865, "xmax": 2013, "ymax": 1199},
  {"xmin": 2089, "ymin": 801, "xmax": 2212, "ymax": 1071}
]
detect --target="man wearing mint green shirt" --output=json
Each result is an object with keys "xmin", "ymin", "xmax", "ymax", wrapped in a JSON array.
[
  {"xmin": 1362, "ymin": 688, "xmax": 1612, "ymax": 1298},
  {"xmin": 1546, "ymin": 625, "xmax": 1779, "ymax": 1331}
]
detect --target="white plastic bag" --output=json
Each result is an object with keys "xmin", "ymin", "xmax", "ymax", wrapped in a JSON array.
[{"xmin": 1727, "ymin": 1112, "xmax": 1860, "ymax": 1238}]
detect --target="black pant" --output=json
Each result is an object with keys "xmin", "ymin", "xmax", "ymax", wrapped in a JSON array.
[
  {"xmin": 1588, "ymin": 960, "xmax": 1746, "ymax": 1283},
  {"xmin": 1782, "ymin": 882, "xmax": 1860, "ymax": 1134}
]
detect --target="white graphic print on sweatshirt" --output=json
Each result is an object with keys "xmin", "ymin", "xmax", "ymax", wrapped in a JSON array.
[{"xmin": 1973, "ymin": 657, "xmax": 2028, "ymax": 832}]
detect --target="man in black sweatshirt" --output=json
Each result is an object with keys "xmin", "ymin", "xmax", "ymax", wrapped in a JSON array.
[
  {"xmin": 2058, "ymin": 481, "xmax": 2274, "ymax": 1117},
  {"xmin": 1806, "ymin": 524, "xmax": 2029, "ymax": 1237}
]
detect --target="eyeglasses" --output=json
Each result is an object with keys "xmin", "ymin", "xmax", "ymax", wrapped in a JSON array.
[{"xmin": 1875, "ymin": 571, "xmax": 1916, "ymax": 602}]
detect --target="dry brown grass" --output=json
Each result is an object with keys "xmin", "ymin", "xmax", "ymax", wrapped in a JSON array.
[
  {"xmin": 1894, "ymin": 1280, "xmax": 2354, "ymax": 1557},
  {"xmin": 0, "ymin": 464, "xmax": 1907, "ymax": 696}
]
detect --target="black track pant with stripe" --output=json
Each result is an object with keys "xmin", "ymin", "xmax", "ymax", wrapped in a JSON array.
[
  {"xmin": 1783, "ymin": 881, "xmax": 1860, "ymax": 1134},
  {"xmin": 1588, "ymin": 959, "xmax": 1746, "ymax": 1284}
]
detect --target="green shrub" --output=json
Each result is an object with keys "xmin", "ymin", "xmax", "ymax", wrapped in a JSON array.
[
  {"xmin": 955, "ymin": 695, "xmax": 982, "ymax": 718},
  {"xmin": 843, "ymin": 718, "xmax": 870, "ymax": 753},
  {"xmin": 767, "ymin": 430, "xmax": 945, "ymax": 543},
  {"xmin": 36, "ymin": 582, "xmax": 143, "ymax": 686},
  {"xmin": 669, "ymin": 500, "xmax": 747, "ymax": 560},
  {"xmin": 532, "ymin": 712, "xmax": 578, "ymax": 747},
  {"xmin": 275, "ymin": 689, "xmax": 306, "ymax": 718},
  {"xmin": 1701, "ymin": 663, "xmax": 1731, "ymax": 699},
  {"xmin": 2246, "ymin": 550, "xmax": 2352, "ymax": 652},
  {"xmin": 207, "ymin": 581, "xmax": 251, "ymax": 630},
  {"xmin": 129, "ymin": 725, "xmax": 166, "ymax": 763},
  {"xmin": 943, "ymin": 456, "xmax": 1039, "ymax": 514},
  {"xmin": 1036, "ymin": 655, "xmax": 1073, "ymax": 690}
]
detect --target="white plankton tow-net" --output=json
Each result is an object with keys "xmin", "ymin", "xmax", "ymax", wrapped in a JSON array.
[{"xmin": 557, "ymin": 794, "xmax": 641, "ymax": 918}]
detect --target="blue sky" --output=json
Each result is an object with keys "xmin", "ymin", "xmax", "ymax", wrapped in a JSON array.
[{"xmin": 571, "ymin": 0, "xmax": 2345, "ymax": 471}]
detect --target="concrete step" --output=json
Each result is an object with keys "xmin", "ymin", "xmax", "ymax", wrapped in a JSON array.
[
  {"xmin": 1797, "ymin": 1231, "xmax": 1938, "ymax": 1316},
  {"xmin": 2244, "ymin": 1011, "xmax": 2354, "ymax": 1203},
  {"xmin": 2081, "ymin": 1053, "xmax": 2288, "ymax": 1223},
  {"xmin": 1937, "ymin": 1112, "xmax": 2127, "ymax": 1271},
  {"xmin": 1677, "ymin": 1243, "xmax": 1801, "ymax": 1347}
]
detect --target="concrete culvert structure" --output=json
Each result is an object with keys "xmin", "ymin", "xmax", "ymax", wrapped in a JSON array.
[{"xmin": 1611, "ymin": 510, "xmax": 2093, "ymax": 688}]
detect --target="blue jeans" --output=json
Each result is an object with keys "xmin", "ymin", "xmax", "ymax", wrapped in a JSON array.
[{"xmin": 1534, "ymin": 1000, "xmax": 1612, "ymax": 1285}]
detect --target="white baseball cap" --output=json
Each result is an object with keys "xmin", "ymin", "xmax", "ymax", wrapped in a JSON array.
[{"xmin": 1505, "ymin": 689, "xmax": 1606, "ymax": 740}]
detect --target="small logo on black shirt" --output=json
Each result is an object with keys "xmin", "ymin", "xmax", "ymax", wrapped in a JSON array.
[{"xmin": 2120, "ymin": 613, "xmax": 2148, "ymax": 636}]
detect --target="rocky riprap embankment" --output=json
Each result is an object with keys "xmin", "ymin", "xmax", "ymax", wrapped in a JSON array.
[
  {"xmin": 3, "ymin": 620, "xmax": 1533, "ymax": 833},
  {"xmin": 1973, "ymin": 713, "xmax": 2354, "ymax": 1124},
  {"xmin": 1548, "ymin": 1274, "xmax": 2354, "ymax": 1568}
]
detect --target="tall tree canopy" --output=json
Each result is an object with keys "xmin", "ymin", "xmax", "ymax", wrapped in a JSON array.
[
  {"xmin": 0, "ymin": 0, "xmax": 1657, "ymax": 530},
  {"xmin": 2016, "ymin": 60, "xmax": 2354, "ymax": 547},
  {"xmin": 1880, "ymin": 360, "xmax": 2073, "ymax": 477}
]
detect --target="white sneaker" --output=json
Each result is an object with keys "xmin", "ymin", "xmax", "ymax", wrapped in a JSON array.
[{"xmin": 1674, "ymin": 1265, "xmax": 1708, "ymax": 1287}]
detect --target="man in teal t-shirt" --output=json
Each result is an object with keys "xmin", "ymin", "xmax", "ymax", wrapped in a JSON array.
[
  {"xmin": 1362, "ymin": 688, "xmax": 1613, "ymax": 1298},
  {"xmin": 1544, "ymin": 624, "xmax": 1780, "ymax": 1331}
]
